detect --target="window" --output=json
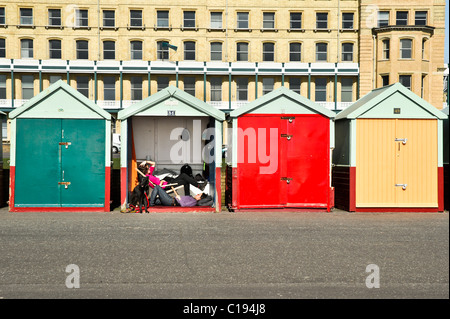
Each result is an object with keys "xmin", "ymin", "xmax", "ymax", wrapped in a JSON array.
[
  {"xmin": 236, "ymin": 42, "xmax": 248, "ymax": 61},
  {"xmin": 422, "ymin": 38, "xmax": 428, "ymax": 60},
  {"xmin": 210, "ymin": 42, "xmax": 222, "ymax": 61},
  {"xmin": 184, "ymin": 41, "xmax": 195, "ymax": 60},
  {"xmin": 290, "ymin": 12, "xmax": 302, "ymax": 30},
  {"xmin": 400, "ymin": 39, "xmax": 412, "ymax": 59},
  {"xmin": 0, "ymin": 74, "xmax": 6, "ymax": 99},
  {"xmin": 399, "ymin": 75, "xmax": 411, "ymax": 90},
  {"xmin": 76, "ymin": 76, "xmax": 89, "ymax": 98},
  {"xmin": 210, "ymin": 78, "xmax": 222, "ymax": 101},
  {"xmin": 183, "ymin": 11, "xmax": 196, "ymax": 28},
  {"xmin": 21, "ymin": 75, "xmax": 34, "ymax": 100},
  {"xmin": 49, "ymin": 39, "xmax": 62, "ymax": 59},
  {"xmin": 157, "ymin": 11, "xmax": 169, "ymax": 28},
  {"xmin": 157, "ymin": 41, "xmax": 169, "ymax": 60},
  {"xmin": 130, "ymin": 76, "xmax": 142, "ymax": 100},
  {"xmin": 49, "ymin": 75, "xmax": 62, "ymax": 85},
  {"xmin": 236, "ymin": 78, "xmax": 248, "ymax": 101},
  {"xmin": 210, "ymin": 12, "xmax": 222, "ymax": 29},
  {"xmin": 21, "ymin": 39, "xmax": 33, "ymax": 58},
  {"xmin": 262, "ymin": 78, "xmax": 274, "ymax": 95},
  {"xmin": 421, "ymin": 75, "xmax": 426, "ymax": 98},
  {"xmin": 48, "ymin": 9, "xmax": 61, "ymax": 26},
  {"xmin": 342, "ymin": 13, "xmax": 354, "ymax": 29},
  {"xmin": 315, "ymin": 78, "xmax": 327, "ymax": 102},
  {"xmin": 103, "ymin": 41, "xmax": 115, "ymax": 60},
  {"xmin": 0, "ymin": 7, "xmax": 5, "ymax": 25},
  {"xmin": 103, "ymin": 77, "xmax": 115, "ymax": 100},
  {"xmin": 341, "ymin": 78, "xmax": 353, "ymax": 102},
  {"xmin": 341, "ymin": 43, "xmax": 353, "ymax": 62},
  {"xmin": 263, "ymin": 12, "xmax": 275, "ymax": 29},
  {"xmin": 157, "ymin": 76, "xmax": 169, "ymax": 91},
  {"xmin": 415, "ymin": 11, "xmax": 427, "ymax": 26},
  {"xmin": 130, "ymin": 10, "xmax": 142, "ymax": 27},
  {"xmin": 130, "ymin": 41, "xmax": 142, "ymax": 60},
  {"xmin": 316, "ymin": 12, "xmax": 328, "ymax": 29},
  {"xmin": 75, "ymin": 9, "xmax": 88, "ymax": 27},
  {"xmin": 315, "ymin": 43, "xmax": 327, "ymax": 61},
  {"xmin": 381, "ymin": 75, "xmax": 389, "ymax": 87},
  {"xmin": 396, "ymin": 11, "xmax": 408, "ymax": 26},
  {"xmin": 237, "ymin": 12, "xmax": 249, "ymax": 29},
  {"xmin": 20, "ymin": 8, "xmax": 33, "ymax": 25},
  {"xmin": 263, "ymin": 43, "xmax": 274, "ymax": 61},
  {"xmin": 76, "ymin": 40, "xmax": 88, "ymax": 59},
  {"xmin": 289, "ymin": 43, "xmax": 301, "ymax": 62},
  {"xmin": 378, "ymin": 11, "xmax": 389, "ymax": 27},
  {"xmin": 184, "ymin": 77, "xmax": 195, "ymax": 96},
  {"xmin": 0, "ymin": 38, "xmax": 5, "ymax": 58},
  {"xmin": 289, "ymin": 77, "xmax": 301, "ymax": 95},
  {"xmin": 103, "ymin": 10, "xmax": 115, "ymax": 27},
  {"xmin": 382, "ymin": 39, "xmax": 390, "ymax": 59}
]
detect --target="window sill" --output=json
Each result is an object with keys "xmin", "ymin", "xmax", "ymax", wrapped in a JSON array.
[
  {"xmin": 0, "ymin": 24, "xmax": 7, "ymax": 28},
  {"xmin": 127, "ymin": 25, "xmax": 146, "ymax": 31},
  {"xmin": 101, "ymin": 26, "xmax": 119, "ymax": 31},
  {"xmin": 340, "ymin": 28, "xmax": 358, "ymax": 32},
  {"xmin": 45, "ymin": 25, "xmax": 64, "ymax": 30},
  {"xmin": 207, "ymin": 28, "xmax": 226, "ymax": 32},
  {"xmin": 314, "ymin": 28, "xmax": 331, "ymax": 33},
  {"xmin": 154, "ymin": 26, "xmax": 172, "ymax": 31},
  {"xmin": 288, "ymin": 28, "xmax": 305, "ymax": 33},
  {"xmin": 72, "ymin": 26, "xmax": 91, "ymax": 30},
  {"xmin": 234, "ymin": 28, "xmax": 252, "ymax": 32},
  {"xmin": 17, "ymin": 24, "xmax": 35, "ymax": 29},
  {"xmin": 260, "ymin": 28, "xmax": 278, "ymax": 32},
  {"xmin": 181, "ymin": 26, "xmax": 199, "ymax": 31}
]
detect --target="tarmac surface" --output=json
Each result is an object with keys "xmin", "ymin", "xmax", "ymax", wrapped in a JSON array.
[{"xmin": 0, "ymin": 207, "xmax": 448, "ymax": 299}]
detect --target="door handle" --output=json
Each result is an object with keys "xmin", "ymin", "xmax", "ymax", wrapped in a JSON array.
[
  {"xmin": 58, "ymin": 181, "xmax": 71, "ymax": 189},
  {"xmin": 395, "ymin": 183, "xmax": 407, "ymax": 190},
  {"xmin": 281, "ymin": 134, "xmax": 292, "ymax": 140},
  {"xmin": 395, "ymin": 138, "xmax": 407, "ymax": 145},
  {"xmin": 59, "ymin": 142, "xmax": 72, "ymax": 149},
  {"xmin": 281, "ymin": 116, "xmax": 295, "ymax": 123},
  {"xmin": 281, "ymin": 177, "xmax": 293, "ymax": 184}
]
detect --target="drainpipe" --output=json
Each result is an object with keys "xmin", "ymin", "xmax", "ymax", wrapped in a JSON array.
[
  {"xmin": 97, "ymin": 0, "xmax": 101, "ymax": 60},
  {"xmin": 10, "ymin": 59, "xmax": 14, "ymax": 108}
]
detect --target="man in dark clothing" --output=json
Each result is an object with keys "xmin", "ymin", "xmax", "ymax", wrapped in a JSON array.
[{"xmin": 163, "ymin": 173, "xmax": 206, "ymax": 196}]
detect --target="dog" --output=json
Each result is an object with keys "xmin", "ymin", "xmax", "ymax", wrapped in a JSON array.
[{"xmin": 128, "ymin": 173, "xmax": 150, "ymax": 213}]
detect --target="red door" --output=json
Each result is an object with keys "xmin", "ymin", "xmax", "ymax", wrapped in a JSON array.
[
  {"xmin": 284, "ymin": 115, "xmax": 330, "ymax": 207},
  {"xmin": 236, "ymin": 114, "xmax": 330, "ymax": 209},
  {"xmin": 237, "ymin": 115, "xmax": 285, "ymax": 208}
]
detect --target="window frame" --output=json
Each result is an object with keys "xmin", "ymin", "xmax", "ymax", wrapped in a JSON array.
[
  {"xmin": 316, "ymin": 12, "xmax": 328, "ymax": 29},
  {"xmin": 396, "ymin": 11, "xmax": 408, "ymax": 26},
  {"xmin": 341, "ymin": 43, "xmax": 354, "ymax": 62},
  {"xmin": 130, "ymin": 9, "xmax": 143, "ymax": 27},
  {"xmin": 0, "ymin": 38, "xmax": 5, "ymax": 58},
  {"xmin": 399, "ymin": 74, "xmax": 412, "ymax": 90},
  {"xmin": 315, "ymin": 78, "xmax": 327, "ymax": 102},
  {"xmin": 76, "ymin": 40, "xmax": 89, "ymax": 60},
  {"xmin": 210, "ymin": 12, "xmax": 223, "ymax": 29},
  {"xmin": 130, "ymin": 76, "xmax": 143, "ymax": 101},
  {"xmin": 289, "ymin": 12, "xmax": 302, "ymax": 30},
  {"xmin": 103, "ymin": 40, "xmax": 116, "ymax": 60},
  {"xmin": 20, "ymin": 38, "xmax": 34, "ymax": 59},
  {"xmin": 103, "ymin": 76, "xmax": 116, "ymax": 101},
  {"xmin": 342, "ymin": 12, "xmax": 354, "ymax": 29},
  {"xmin": 237, "ymin": 12, "xmax": 249, "ymax": 29},
  {"xmin": 157, "ymin": 41, "xmax": 169, "ymax": 60},
  {"xmin": 183, "ymin": 76, "xmax": 196, "ymax": 96},
  {"xmin": 210, "ymin": 42, "xmax": 222, "ymax": 61},
  {"xmin": 75, "ymin": 9, "xmax": 89, "ymax": 27},
  {"xmin": 262, "ymin": 12, "xmax": 275, "ymax": 30},
  {"xmin": 157, "ymin": 10, "xmax": 169, "ymax": 28},
  {"xmin": 184, "ymin": 41, "xmax": 196, "ymax": 61},
  {"xmin": 415, "ymin": 11, "xmax": 427, "ymax": 26},
  {"xmin": 49, "ymin": 39, "xmax": 62, "ymax": 59},
  {"xmin": 21, "ymin": 74, "xmax": 34, "ymax": 100},
  {"xmin": 262, "ymin": 42, "xmax": 275, "ymax": 62},
  {"xmin": 236, "ymin": 42, "xmax": 249, "ymax": 61},
  {"xmin": 315, "ymin": 42, "xmax": 328, "ymax": 62},
  {"xmin": 102, "ymin": 10, "xmax": 115, "ymax": 28},
  {"xmin": 378, "ymin": 11, "xmax": 390, "ymax": 27},
  {"xmin": 236, "ymin": 77, "xmax": 248, "ymax": 101},
  {"xmin": 262, "ymin": 77, "xmax": 274, "ymax": 95},
  {"xmin": 183, "ymin": 11, "xmax": 196, "ymax": 29},
  {"xmin": 399, "ymin": 38, "xmax": 413, "ymax": 59},
  {"xmin": 130, "ymin": 40, "xmax": 143, "ymax": 60},
  {"xmin": 0, "ymin": 7, "xmax": 5, "ymax": 25},
  {"xmin": 382, "ymin": 39, "xmax": 390, "ymax": 60},
  {"xmin": 289, "ymin": 42, "xmax": 301, "ymax": 62},
  {"xmin": 20, "ymin": 8, "xmax": 33, "ymax": 26},
  {"xmin": 48, "ymin": 8, "xmax": 61, "ymax": 26},
  {"xmin": 340, "ymin": 78, "xmax": 353, "ymax": 102},
  {"xmin": 210, "ymin": 77, "xmax": 222, "ymax": 102},
  {"xmin": 76, "ymin": 76, "xmax": 89, "ymax": 98}
]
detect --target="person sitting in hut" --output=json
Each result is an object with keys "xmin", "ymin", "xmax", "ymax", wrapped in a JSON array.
[
  {"xmin": 149, "ymin": 185, "xmax": 207, "ymax": 207},
  {"xmin": 140, "ymin": 160, "xmax": 206, "ymax": 195}
]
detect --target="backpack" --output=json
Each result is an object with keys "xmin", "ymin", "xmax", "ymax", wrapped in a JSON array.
[
  {"xmin": 197, "ymin": 195, "xmax": 213, "ymax": 206},
  {"xmin": 180, "ymin": 164, "xmax": 193, "ymax": 177}
]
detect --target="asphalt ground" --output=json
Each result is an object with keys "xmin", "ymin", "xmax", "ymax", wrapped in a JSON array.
[{"xmin": 0, "ymin": 207, "xmax": 448, "ymax": 301}]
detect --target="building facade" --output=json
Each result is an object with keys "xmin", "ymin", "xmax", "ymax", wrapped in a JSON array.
[{"xmin": 0, "ymin": 0, "xmax": 447, "ymax": 139}]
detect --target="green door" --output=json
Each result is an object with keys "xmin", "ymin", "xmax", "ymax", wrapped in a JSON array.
[
  {"xmin": 15, "ymin": 119, "xmax": 105, "ymax": 207},
  {"xmin": 60, "ymin": 119, "xmax": 105, "ymax": 207},
  {"xmin": 15, "ymin": 119, "xmax": 62, "ymax": 206}
]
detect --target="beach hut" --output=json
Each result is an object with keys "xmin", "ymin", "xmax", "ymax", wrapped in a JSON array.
[
  {"xmin": 226, "ymin": 86, "xmax": 336, "ymax": 212},
  {"xmin": 8, "ymin": 80, "xmax": 112, "ymax": 212},
  {"xmin": 333, "ymin": 83, "xmax": 447, "ymax": 212},
  {"xmin": 117, "ymin": 86, "xmax": 225, "ymax": 212}
]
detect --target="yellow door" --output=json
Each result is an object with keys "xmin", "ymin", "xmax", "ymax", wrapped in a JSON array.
[
  {"xmin": 395, "ymin": 119, "xmax": 438, "ymax": 207},
  {"xmin": 356, "ymin": 119, "xmax": 438, "ymax": 208},
  {"xmin": 356, "ymin": 119, "xmax": 397, "ymax": 207}
]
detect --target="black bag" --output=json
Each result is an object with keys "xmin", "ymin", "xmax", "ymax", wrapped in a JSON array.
[
  {"xmin": 197, "ymin": 195, "xmax": 213, "ymax": 206},
  {"xmin": 180, "ymin": 164, "xmax": 193, "ymax": 177}
]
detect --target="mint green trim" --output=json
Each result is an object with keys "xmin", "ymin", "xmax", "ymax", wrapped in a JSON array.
[
  {"xmin": 438, "ymin": 119, "xmax": 443, "ymax": 167},
  {"xmin": 350, "ymin": 119, "xmax": 356, "ymax": 167},
  {"xmin": 120, "ymin": 119, "xmax": 128, "ymax": 168}
]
